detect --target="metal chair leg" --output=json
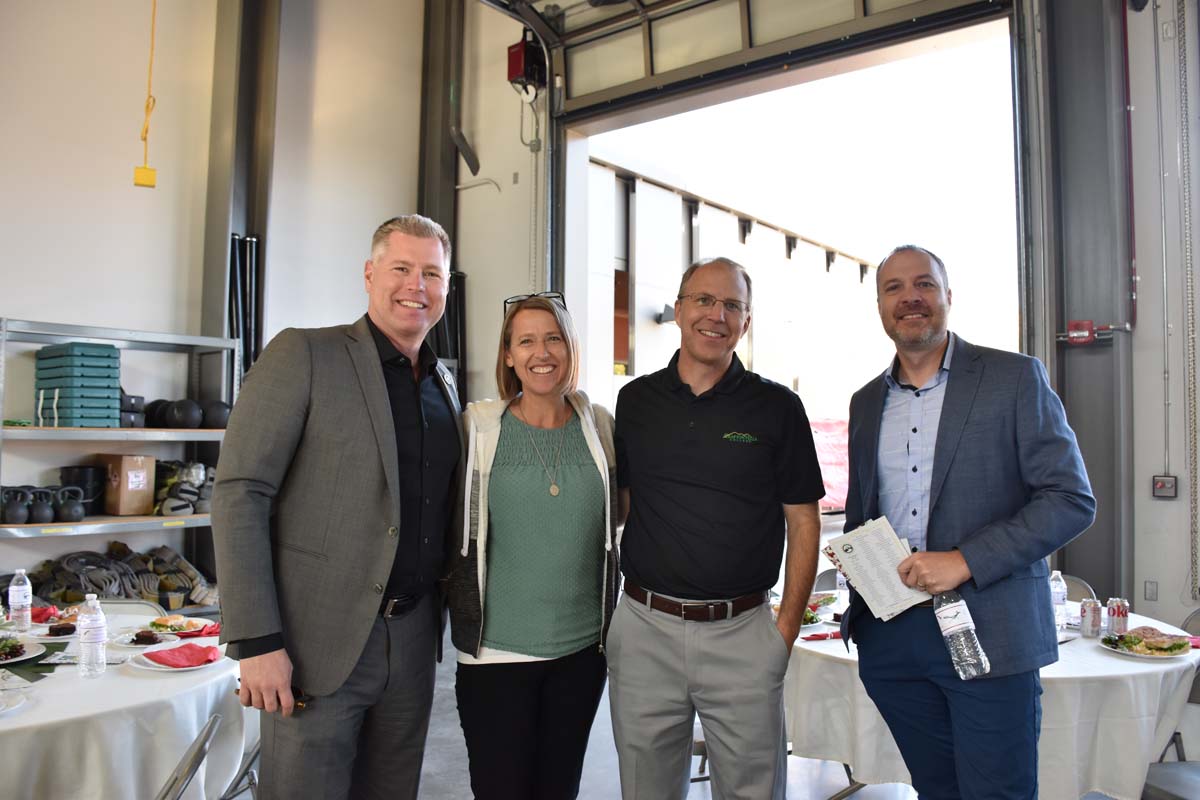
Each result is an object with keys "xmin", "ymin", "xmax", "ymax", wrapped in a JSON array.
[
  {"xmin": 1158, "ymin": 731, "xmax": 1186, "ymax": 763},
  {"xmin": 220, "ymin": 741, "xmax": 261, "ymax": 799},
  {"xmin": 825, "ymin": 763, "xmax": 867, "ymax": 800}
]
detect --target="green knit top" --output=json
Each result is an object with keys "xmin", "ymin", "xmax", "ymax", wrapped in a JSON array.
[{"xmin": 481, "ymin": 409, "xmax": 606, "ymax": 658}]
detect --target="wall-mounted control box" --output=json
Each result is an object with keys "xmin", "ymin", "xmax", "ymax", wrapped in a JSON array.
[{"xmin": 1152, "ymin": 475, "xmax": 1177, "ymax": 498}]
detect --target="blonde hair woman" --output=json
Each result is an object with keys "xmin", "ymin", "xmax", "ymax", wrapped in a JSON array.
[{"xmin": 445, "ymin": 293, "xmax": 618, "ymax": 800}]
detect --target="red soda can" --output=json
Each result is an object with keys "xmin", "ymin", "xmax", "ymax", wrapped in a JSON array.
[
  {"xmin": 1105, "ymin": 597, "xmax": 1129, "ymax": 635},
  {"xmin": 1080, "ymin": 599, "xmax": 1103, "ymax": 637}
]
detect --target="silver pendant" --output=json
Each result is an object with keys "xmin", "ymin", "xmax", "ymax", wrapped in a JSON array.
[{"xmin": 550, "ymin": 484, "xmax": 560, "ymax": 497}]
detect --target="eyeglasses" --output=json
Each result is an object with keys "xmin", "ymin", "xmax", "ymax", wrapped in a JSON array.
[
  {"xmin": 677, "ymin": 293, "xmax": 749, "ymax": 315},
  {"xmin": 504, "ymin": 291, "xmax": 566, "ymax": 311}
]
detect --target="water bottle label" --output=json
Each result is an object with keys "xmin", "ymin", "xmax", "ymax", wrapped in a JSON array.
[
  {"xmin": 7, "ymin": 585, "xmax": 31, "ymax": 606},
  {"xmin": 79, "ymin": 622, "xmax": 107, "ymax": 644},
  {"xmin": 935, "ymin": 600, "xmax": 976, "ymax": 636}
]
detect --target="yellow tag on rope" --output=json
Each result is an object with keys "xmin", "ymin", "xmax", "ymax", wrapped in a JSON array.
[{"xmin": 134, "ymin": 0, "xmax": 158, "ymax": 188}]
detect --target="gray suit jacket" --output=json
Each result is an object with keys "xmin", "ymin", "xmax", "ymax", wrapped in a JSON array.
[
  {"xmin": 211, "ymin": 315, "xmax": 462, "ymax": 695},
  {"xmin": 841, "ymin": 335, "xmax": 1095, "ymax": 677}
]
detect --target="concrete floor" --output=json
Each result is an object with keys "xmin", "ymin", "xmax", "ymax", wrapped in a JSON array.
[{"xmin": 417, "ymin": 629, "xmax": 919, "ymax": 800}]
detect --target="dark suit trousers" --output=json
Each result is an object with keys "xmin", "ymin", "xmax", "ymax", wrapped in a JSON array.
[
  {"xmin": 259, "ymin": 594, "xmax": 437, "ymax": 800},
  {"xmin": 855, "ymin": 606, "xmax": 1042, "ymax": 800}
]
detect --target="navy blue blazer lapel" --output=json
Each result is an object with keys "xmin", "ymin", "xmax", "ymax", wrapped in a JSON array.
[
  {"xmin": 346, "ymin": 317, "xmax": 401, "ymax": 513},
  {"xmin": 857, "ymin": 377, "xmax": 887, "ymax": 521},
  {"xmin": 929, "ymin": 336, "xmax": 983, "ymax": 519}
]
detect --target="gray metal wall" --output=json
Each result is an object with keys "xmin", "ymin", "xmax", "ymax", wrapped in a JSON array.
[{"xmin": 1051, "ymin": 0, "xmax": 1134, "ymax": 601}]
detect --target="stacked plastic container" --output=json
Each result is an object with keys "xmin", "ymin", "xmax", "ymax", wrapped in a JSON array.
[{"xmin": 34, "ymin": 343, "xmax": 121, "ymax": 428}]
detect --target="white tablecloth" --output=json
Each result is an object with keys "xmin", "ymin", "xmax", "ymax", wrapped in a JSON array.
[
  {"xmin": 0, "ymin": 613, "xmax": 244, "ymax": 800},
  {"xmin": 784, "ymin": 610, "xmax": 1200, "ymax": 800}
]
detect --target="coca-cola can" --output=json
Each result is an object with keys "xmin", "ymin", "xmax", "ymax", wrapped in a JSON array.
[
  {"xmin": 1080, "ymin": 598, "xmax": 1103, "ymax": 637},
  {"xmin": 1106, "ymin": 597, "xmax": 1130, "ymax": 635}
]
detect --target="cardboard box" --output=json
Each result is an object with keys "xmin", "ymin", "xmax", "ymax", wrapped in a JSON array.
[{"xmin": 98, "ymin": 454, "xmax": 156, "ymax": 516}]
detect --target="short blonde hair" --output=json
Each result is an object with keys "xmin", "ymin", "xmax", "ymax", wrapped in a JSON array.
[
  {"xmin": 495, "ymin": 296, "xmax": 580, "ymax": 401},
  {"xmin": 370, "ymin": 215, "xmax": 452, "ymax": 268}
]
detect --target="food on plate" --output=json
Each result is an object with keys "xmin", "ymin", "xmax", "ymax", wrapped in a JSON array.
[
  {"xmin": 0, "ymin": 636, "xmax": 25, "ymax": 662},
  {"xmin": 770, "ymin": 605, "xmax": 823, "ymax": 626},
  {"xmin": 49, "ymin": 605, "xmax": 82, "ymax": 624},
  {"xmin": 47, "ymin": 622, "xmax": 76, "ymax": 637},
  {"xmin": 1102, "ymin": 626, "xmax": 1190, "ymax": 656},
  {"xmin": 133, "ymin": 630, "xmax": 162, "ymax": 645},
  {"xmin": 149, "ymin": 614, "xmax": 206, "ymax": 633},
  {"xmin": 807, "ymin": 592, "xmax": 837, "ymax": 611}
]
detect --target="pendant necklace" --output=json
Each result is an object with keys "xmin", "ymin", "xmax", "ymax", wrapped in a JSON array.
[{"xmin": 515, "ymin": 402, "xmax": 568, "ymax": 496}]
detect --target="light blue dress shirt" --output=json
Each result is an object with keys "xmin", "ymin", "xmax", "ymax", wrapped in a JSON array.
[{"xmin": 876, "ymin": 333, "xmax": 955, "ymax": 554}]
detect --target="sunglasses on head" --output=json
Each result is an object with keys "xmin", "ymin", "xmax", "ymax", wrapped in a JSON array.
[{"xmin": 503, "ymin": 291, "xmax": 566, "ymax": 311}]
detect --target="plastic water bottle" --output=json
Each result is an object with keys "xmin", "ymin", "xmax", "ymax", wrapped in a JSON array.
[
  {"xmin": 7, "ymin": 569, "xmax": 32, "ymax": 633},
  {"xmin": 934, "ymin": 590, "xmax": 990, "ymax": 680},
  {"xmin": 77, "ymin": 594, "xmax": 107, "ymax": 679},
  {"xmin": 1049, "ymin": 570, "xmax": 1068, "ymax": 632}
]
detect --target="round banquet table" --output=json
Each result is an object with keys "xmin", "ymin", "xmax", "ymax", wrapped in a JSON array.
[
  {"xmin": 0, "ymin": 613, "xmax": 244, "ymax": 800},
  {"xmin": 783, "ymin": 606, "xmax": 1200, "ymax": 800}
]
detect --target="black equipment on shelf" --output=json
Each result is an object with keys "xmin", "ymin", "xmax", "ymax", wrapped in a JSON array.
[{"xmin": 228, "ymin": 233, "xmax": 266, "ymax": 380}]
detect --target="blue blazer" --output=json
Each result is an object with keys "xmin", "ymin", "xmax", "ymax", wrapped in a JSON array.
[{"xmin": 840, "ymin": 335, "xmax": 1096, "ymax": 677}]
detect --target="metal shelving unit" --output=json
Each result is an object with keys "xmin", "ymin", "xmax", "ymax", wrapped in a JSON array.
[
  {"xmin": 0, "ymin": 318, "xmax": 238, "ymax": 540},
  {"xmin": 3, "ymin": 427, "xmax": 226, "ymax": 443},
  {"xmin": 0, "ymin": 514, "xmax": 212, "ymax": 539}
]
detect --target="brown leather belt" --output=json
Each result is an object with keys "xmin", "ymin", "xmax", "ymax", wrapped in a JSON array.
[{"xmin": 624, "ymin": 581, "xmax": 766, "ymax": 622}]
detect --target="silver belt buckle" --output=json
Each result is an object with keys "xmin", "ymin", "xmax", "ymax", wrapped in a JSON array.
[
  {"xmin": 680, "ymin": 601, "xmax": 712, "ymax": 621},
  {"xmin": 383, "ymin": 598, "xmax": 399, "ymax": 618}
]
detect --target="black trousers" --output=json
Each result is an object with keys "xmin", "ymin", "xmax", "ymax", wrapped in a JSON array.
[{"xmin": 455, "ymin": 644, "xmax": 607, "ymax": 800}]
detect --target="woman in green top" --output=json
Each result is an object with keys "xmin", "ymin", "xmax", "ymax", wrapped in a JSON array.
[{"xmin": 445, "ymin": 293, "xmax": 619, "ymax": 800}]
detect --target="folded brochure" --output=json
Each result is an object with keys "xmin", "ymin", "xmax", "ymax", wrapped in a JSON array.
[{"xmin": 823, "ymin": 517, "xmax": 930, "ymax": 621}]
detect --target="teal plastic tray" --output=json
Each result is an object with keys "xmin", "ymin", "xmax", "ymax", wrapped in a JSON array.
[
  {"xmin": 45, "ymin": 417, "xmax": 121, "ymax": 428},
  {"xmin": 36, "ymin": 354, "xmax": 120, "ymax": 370},
  {"xmin": 33, "ymin": 386, "xmax": 120, "ymax": 400},
  {"xmin": 37, "ymin": 342, "xmax": 119, "ymax": 358},
  {"xmin": 37, "ymin": 397, "xmax": 120, "ymax": 411},
  {"xmin": 35, "ymin": 376, "xmax": 121, "ymax": 390},
  {"xmin": 36, "ymin": 366, "xmax": 121, "ymax": 380}
]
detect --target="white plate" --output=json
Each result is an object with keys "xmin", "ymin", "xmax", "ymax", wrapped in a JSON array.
[
  {"xmin": 24, "ymin": 628, "xmax": 78, "ymax": 642},
  {"xmin": 111, "ymin": 631, "xmax": 180, "ymax": 648},
  {"xmin": 1099, "ymin": 640, "xmax": 1192, "ymax": 660},
  {"xmin": 0, "ymin": 692, "xmax": 27, "ymax": 716},
  {"xmin": 0, "ymin": 642, "xmax": 46, "ymax": 666},
  {"xmin": 801, "ymin": 618, "xmax": 830, "ymax": 628},
  {"xmin": 127, "ymin": 651, "xmax": 222, "ymax": 673}
]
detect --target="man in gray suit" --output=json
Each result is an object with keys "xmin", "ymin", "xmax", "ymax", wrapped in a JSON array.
[
  {"xmin": 841, "ymin": 245, "xmax": 1095, "ymax": 799},
  {"xmin": 212, "ymin": 214, "xmax": 461, "ymax": 799}
]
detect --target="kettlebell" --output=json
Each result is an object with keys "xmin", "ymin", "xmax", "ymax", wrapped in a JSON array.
[
  {"xmin": 55, "ymin": 486, "xmax": 86, "ymax": 523},
  {"xmin": 2, "ymin": 487, "xmax": 31, "ymax": 525},
  {"xmin": 28, "ymin": 488, "xmax": 55, "ymax": 525}
]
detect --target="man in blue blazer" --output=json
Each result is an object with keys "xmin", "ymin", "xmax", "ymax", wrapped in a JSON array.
[{"xmin": 841, "ymin": 245, "xmax": 1095, "ymax": 799}]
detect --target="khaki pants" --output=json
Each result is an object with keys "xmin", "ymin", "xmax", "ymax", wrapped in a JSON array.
[{"xmin": 607, "ymin": 593, "xmax": 790, "ymax": 800}]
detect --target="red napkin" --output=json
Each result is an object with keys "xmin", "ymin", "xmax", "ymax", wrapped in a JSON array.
[
  {"xmin": 30, "ymin": 607, "xmax": 62, "ymax": 624},
  {"xmin": 175, "ymin": 623, "xmax": 221, "ymax": 639},
  {"xmin": 1190, "ymin": 637, "xmax": 1200, "ymax": 649},
  {"xmin": 802, "ymin": 631, "xmax": 842, "ymax": 641},
  {"xmin": 144, "ymin": 643, "xmax": 221, "ymax": 668}
]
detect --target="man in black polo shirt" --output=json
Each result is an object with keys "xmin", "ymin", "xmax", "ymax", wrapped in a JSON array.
[
  {"xmin": 611, "ymin": 256, "xmax": 825, "ymax": 799},
  {"xmin": 212, "ymin": 215, "xmax": 461, "ymax": 798}
]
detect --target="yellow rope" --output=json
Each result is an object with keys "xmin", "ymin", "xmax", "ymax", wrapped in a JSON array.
[{"xmin": 140, "ymin": 0, "xmax": 157, "ymax": 168}]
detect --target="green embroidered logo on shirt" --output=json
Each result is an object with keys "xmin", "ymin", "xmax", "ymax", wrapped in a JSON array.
[{"xmin": 722, "ymin": 431, "xmax": 758, "ymax": 444}]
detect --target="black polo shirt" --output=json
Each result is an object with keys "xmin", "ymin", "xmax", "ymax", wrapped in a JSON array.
[
  {"xmin": 615, "ymin": 351, "xmax": 825, "ymax": 599},
  {"xmin": 365, "ymin": 316, "xmax": 458, "ymax": 599}
]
